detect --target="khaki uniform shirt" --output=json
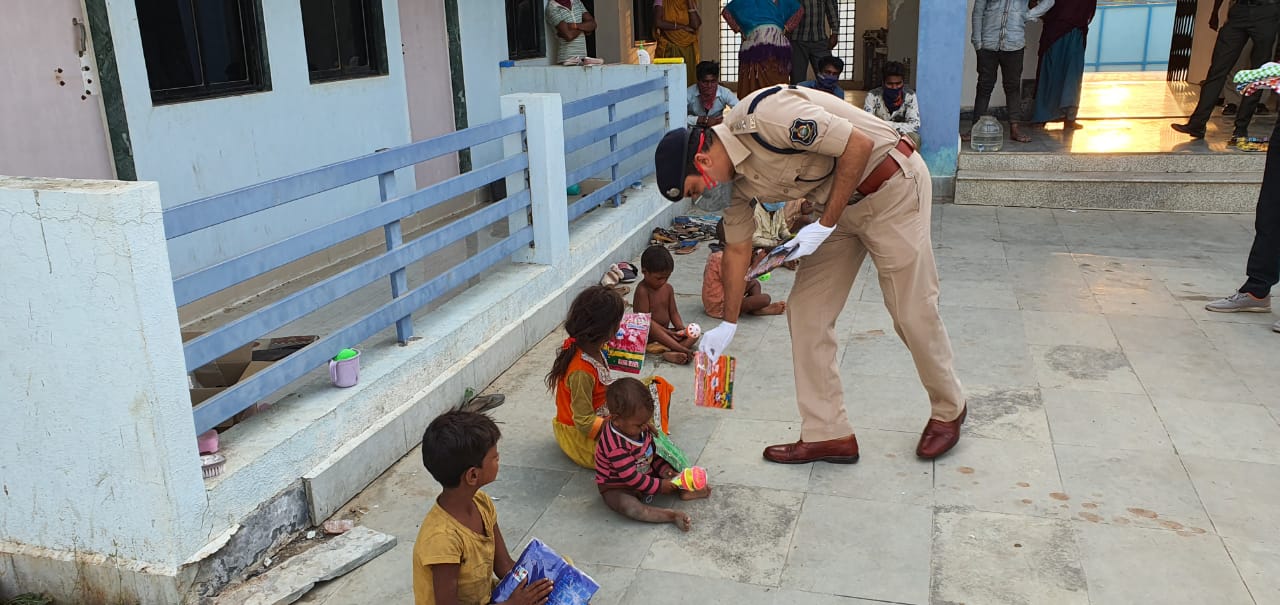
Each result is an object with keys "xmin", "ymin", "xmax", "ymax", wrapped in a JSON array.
[{"xmin": 710, "ymin": 86, "xmax": 903, "ymax": 245}]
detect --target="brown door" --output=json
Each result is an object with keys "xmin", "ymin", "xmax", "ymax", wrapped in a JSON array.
[
  {"xmin": 1168, "ymin": 0, "xmax": 1198, "ymax": 81},
  {"xmin": 0, "ymin": 0, "xmax": 116, "ymax": 179}
]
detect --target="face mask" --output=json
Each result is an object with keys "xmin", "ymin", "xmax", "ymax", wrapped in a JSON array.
[
  {"xmin": 817, "ymin": 74, "xmax": 839, "ymax": 89},
  {"xmin": 882, "ymin": 87, "xmax": 903, "ymax": 106},
  {"xmin": 761, "ymin": 201, "xmax": 786, "ymax": 213},
  {"xmin": 694, "ymin": 182, "xmax": 733, "ymax": 212}
]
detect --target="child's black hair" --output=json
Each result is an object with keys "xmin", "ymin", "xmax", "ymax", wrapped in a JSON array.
[
  {"xmin": 545, "ymin": 285, "xmax": 625, "ymax": 391},
  {"xmin": 641, "ymin": 245, "xmax": 675, "ymax": 274},
  {"xmin": 421, "ymin": 410, "xmax": 501, "ymax": 488},
  {"xmin": 695, "ymin": 61, "xmax": 720, "ymax": 81},
  {"xmin": 606, "ymin": 377, "xmax": 655, "ymax": 421}
]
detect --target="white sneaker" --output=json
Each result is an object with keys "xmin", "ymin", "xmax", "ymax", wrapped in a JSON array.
[{"xmin": 1205, "ymin": 291, "xmax": 1271, "ymax": 313}]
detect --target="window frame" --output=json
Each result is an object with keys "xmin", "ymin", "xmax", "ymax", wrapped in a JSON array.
[
  {"xmin": 139, "ymin": 0, "xmax": 271, "ymax": 105},
  {"xmin": 506, "ymin": 0, "xmax": 546, "ymax": 61},
  {"xmin": 303, "ymin": 0, "xmax": 390, "ymax": 84}
]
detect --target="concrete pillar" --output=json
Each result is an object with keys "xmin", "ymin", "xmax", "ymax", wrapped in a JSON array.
[
  {"xmin": 502, "ymin": 94, "xmax": 570, "ymax": 265},
  {"xmin": 591, "ymin": 0, "xmax": 636, "ymax": 64},
  {"xmin": 916, "ymin": 0, "xmax": 967, "ymax": 192},
  {"xmin": 0, "ymin": 177, "xmax": 206, "ymax": 602}
]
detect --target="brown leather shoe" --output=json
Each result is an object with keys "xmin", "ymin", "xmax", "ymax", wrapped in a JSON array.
[
  {"xmin": 763, "ymin": 435, "xmax": 859, "ymax": 465},
  {"xmin": 916, "ymin": 407, "xmax": 967, "ymax": 459}
]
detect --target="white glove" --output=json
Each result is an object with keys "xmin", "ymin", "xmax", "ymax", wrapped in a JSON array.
[
  {"xmin": 697, "ymin": 322, "xmax": 737, "ymax": 359},
  {"xmin": 782, "ymin": 222, "xmax": 835, "ymax": 261}
]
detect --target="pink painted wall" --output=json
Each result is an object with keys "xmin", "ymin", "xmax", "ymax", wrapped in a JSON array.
[
  {"xmin": 399, "ymin": 0, "xmax": 460, "ymax": 188},
  {"xmin": 0, "ymin": 0, "xmax": 115, "ymax": 179}
]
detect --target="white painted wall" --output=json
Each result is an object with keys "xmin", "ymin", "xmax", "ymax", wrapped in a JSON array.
[
  {"xmin": 500, "ymin": 64, "xmax": 684, "ymax": 181},
  {"xmin": 886, "ymin": 0, "xmax": 920, "ymax": 86},
  {"xmin": 459, "ymin": 0, "xmax": 516, "ymax": 168},
  {"xmin": 1189, "ymin": 0, "xmax": 1227, "ymax": 83},
  {"xmin": 105, "ymin": 0, "xmax": 414, "ymax": 278},
  {"xmin": 0, "ymin": 177, "xmax": 206, "ymax": 570},
  {"xmin": 0, "ymin": 1, "xmax": 115, "ymax": 180}
]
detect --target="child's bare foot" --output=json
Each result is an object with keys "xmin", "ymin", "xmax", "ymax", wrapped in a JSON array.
[
  {"xmin": 661, "ymin": 351, "xmax": 691, "ymax": 365},
  {"xmin": 751, "ymin": 302, "xmax": 786, "ymax": 316},
  {"xmin": 669, "ymin": 510, "xmax": 692, "ymax": 532},
  {"xmin": 679, "ymin": 486, "xmax": 711, "ymax": 500}
]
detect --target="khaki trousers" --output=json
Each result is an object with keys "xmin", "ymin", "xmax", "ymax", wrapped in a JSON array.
[{"xmin": 786, "ymin": 150, "xmax": 965, "ymax": 442}]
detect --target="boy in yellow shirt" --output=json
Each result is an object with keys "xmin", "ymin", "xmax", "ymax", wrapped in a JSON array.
[{"xmin": 413, "ymin": 411, "xmax": 554, "ymax": 605}]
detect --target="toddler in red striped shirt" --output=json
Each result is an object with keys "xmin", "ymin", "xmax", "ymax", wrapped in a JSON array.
[{"xmin": 594, "ymin": 378, "xmax": 710, "ymax": 531}]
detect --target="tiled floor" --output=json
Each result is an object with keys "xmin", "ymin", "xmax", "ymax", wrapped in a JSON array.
[
  {"xmin": 298, "ymin": 205, "xmax": 1279, "ymax": 605},
  {"xmin": 967, "ymin": 75, "xmax": 1278, "ymax": 154}
]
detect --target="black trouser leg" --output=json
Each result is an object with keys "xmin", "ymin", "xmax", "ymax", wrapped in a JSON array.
[
  {"xmin": 1189, "ymin": 4, "xmax": 1253, "ymax": 128},
  {"xmin": 974, "ymin": 49, "xmax": 999, "ymax": 116},
  {"xmin": 1241, "ymin": 118, "xmax": 1280, "ymax": 298},
  {"xmin": 1000, "ymin": 48, "xmax": 1026, "ymax": 122},
  {"xmin": 1233, "ymin": 5, "xmax": 1280, "ymax": 135}
]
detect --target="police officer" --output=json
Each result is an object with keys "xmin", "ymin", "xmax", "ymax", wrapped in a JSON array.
[{"xmin": 654, "ymin": 85, "xmax": 968, "ymax": 462}]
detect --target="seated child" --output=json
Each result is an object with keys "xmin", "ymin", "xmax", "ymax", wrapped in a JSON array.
[
  {"xmin": 703, "ymin": 219, "xmax": 786, "ymax": 319},
  {"xmin": 414, "ymin": 411, "xmax": 554, "ymax": 605},
  {"xmin": 752, "ymin": 198, "xmax": 814, "ymax": 250},
  {"xmin": 634, "ymin": 245, "xmax": 696, "ymax": 365},
  {"xmin": 547, "ymin": 285, "xmax": 625, "ymax": 469},
  {"xmin": 595, "ymin": 378, "xmax": 710, "ymax": 531}
]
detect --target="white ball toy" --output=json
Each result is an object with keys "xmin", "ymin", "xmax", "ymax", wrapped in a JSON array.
[{"xmin": 684, "ymin": 323, "xmax": 702, "ymax": 340}]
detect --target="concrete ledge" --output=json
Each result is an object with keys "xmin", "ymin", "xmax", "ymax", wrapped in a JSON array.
[
  {"xmin": 956, "ymin": 172, "xmax": 1260, "ymax": 212},
  {"xmin": 194, "ymin": 180, "xmax": 686, "ymax": 538},
  {"xmin": 959, "ymin": 170, "xmax": 1263, "ymax": 184},
  {"xmin": 958, "ymin": 151, "xmax": 1267, "ymax": 173}
]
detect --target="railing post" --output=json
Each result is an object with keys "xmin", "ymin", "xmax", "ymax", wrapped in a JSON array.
[
  {"xmin": 608, "ymin": 101, "xmax": 621, "ymax": 207},
  {"xmin": 501, "ymin": 93, "xmax": 569, "ymax": 265},
  {"xmin": 376, "ymin": 152, "xmax": 413, "ymax": 344}
]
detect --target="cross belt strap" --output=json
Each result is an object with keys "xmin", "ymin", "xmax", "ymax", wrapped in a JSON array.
[{"xmin": 855, "ymin": 138, "xmax": 915, "ymax": 197}]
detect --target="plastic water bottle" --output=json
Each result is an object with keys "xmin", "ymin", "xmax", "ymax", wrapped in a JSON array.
[
  {"xmin": 636, "ymin": 43, "xmax": 651, "ymax": 65},
  {"xmin": 970, "ymin": 116, "xmax": 1004, "ymax": 152}
]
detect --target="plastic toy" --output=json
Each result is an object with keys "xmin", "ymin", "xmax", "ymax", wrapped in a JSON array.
[
  {"xmin": 670, "ymin": 466, "xmax": 708, "ymax": 491},
  {"xmin": 682, "ymin": 323, "xmax": 702, "ymax": 340}
]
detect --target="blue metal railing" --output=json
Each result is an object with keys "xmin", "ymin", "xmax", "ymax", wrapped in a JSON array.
[
  {"xmin": 170, "ymin": 76, "xmax": 671, "ymax": 436},
  {"xmin": 170, "ymin": 117, "xmax": 530, "ymax": 435},
  {"xmin": 562, "ymin": 77, "xmax": 669, "ymax": 220}
]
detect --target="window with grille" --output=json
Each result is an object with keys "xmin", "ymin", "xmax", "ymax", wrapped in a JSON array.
[
  {"xmin": 136, "ymin": 0, "xmax": 269, "ymax": 104},
  {"xmin": 301, "ymin": 0, "xmax": 388, "ymax": 83},
  {"xmin": 717, "ymin": 0, "xmax": 855, "ymax": 84}
]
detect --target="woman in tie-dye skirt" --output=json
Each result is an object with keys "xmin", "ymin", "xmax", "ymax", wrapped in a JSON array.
[{"xmin": 722, "ymin": 0, "xmax": 804, "ymax": 97}]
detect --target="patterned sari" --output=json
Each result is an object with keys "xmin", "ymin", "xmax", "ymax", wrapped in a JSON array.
[
  {"xmin": 655, "ymin": 0, "xmax": 701, "ymax": 85},
  {"xmin": 723, "ymin": 0, "xmax": 804, "ymax": 96}
]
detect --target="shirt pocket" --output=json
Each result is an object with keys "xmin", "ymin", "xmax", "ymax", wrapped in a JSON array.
[{"xmin": 794, "ymin": 154, "xmax": 836, "ymax": 185}]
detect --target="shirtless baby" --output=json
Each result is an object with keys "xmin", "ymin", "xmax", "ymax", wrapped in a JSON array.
[{"xmin": 634, "ymin": 245, "xmax": 697, "ymax": 365}]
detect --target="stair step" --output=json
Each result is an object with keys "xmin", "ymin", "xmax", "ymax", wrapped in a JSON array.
[
  {"xmin": 958, "ymin": 170, "xmax": 1262, "ymax": 184},
  {"xmin": 955, "ymin": 170, "xmax": 1261, "ymax": 212},
  {"xmin": 958, "ymin": 151, "xmax": 1266, "ymax": 173}
]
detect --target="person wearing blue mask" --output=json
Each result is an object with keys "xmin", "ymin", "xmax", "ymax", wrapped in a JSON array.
[
  {"xmin": 863, "ymin": 61, "xmax": 921, "ymax": 147},
  {"xmin": 798, "ymin": 55, "xmax": 845, "ymax": 99}
]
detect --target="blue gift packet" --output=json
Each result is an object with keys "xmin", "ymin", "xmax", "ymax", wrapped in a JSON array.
[{"xmin": 491, "ymin": 539, "xmax": 599, "ymax": 605}]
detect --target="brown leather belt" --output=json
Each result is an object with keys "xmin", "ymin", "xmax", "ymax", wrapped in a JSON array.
[{"xmin": 856, "ymin": 138, "xmax": 915, "ymax": 197}]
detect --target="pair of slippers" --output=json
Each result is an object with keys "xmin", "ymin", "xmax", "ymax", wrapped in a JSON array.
[{"xmin": 601, "ymin": 262, "xmax": 639, "ymax": 294}]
